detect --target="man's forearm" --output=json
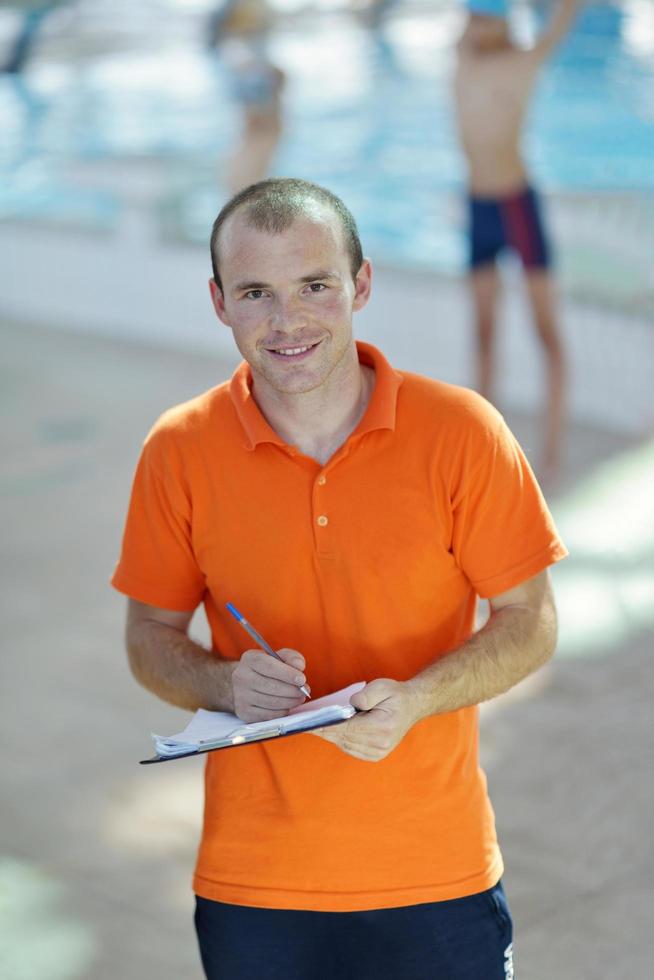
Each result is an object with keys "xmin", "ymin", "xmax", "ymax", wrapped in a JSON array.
[
  {"xmin": 406, "ymin": 594, "xmax": 557, "ymax": 721},
  {"xmin": 315, "ymin": 572, "xmax": 559, "ymax": 762},
  {"xmin": 127, "ymin": 620, "xmax": 236, "ymax": 713}
]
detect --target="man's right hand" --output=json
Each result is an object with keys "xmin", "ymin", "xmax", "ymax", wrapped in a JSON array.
[
  {"xmin": 231, "ymin": 647, "xmax": 309, "ymax": 722},
  {"xmin": 124, "ymin": 600, "xmax": 310, "ymax": 717}
]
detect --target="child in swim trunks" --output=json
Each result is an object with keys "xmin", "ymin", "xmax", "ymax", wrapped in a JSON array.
[{"xmin": 454, "ymin": 0, "xmax": 581, "ymax": 483}]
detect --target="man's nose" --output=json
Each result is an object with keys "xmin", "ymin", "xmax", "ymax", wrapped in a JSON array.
[{"xmin": 269, "ymin": 295, "xmax": 307, "ymax": 331}]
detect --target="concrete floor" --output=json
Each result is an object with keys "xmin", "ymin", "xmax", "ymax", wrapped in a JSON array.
[{"xmin": 1, "ymin": 318, "xmax": 652, "ymax": 980}]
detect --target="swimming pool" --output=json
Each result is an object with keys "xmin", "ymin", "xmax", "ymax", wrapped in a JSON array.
[{"xmin": 1, "ymin": 0, "xmax": 652, "ymax": 275}]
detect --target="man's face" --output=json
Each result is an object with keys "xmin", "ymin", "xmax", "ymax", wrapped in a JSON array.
[
  {"xmin": 210, "ymin": 208, "xmax": 371, "ymax": 397},
  {"xmin": 465, "ymin": 14, "xmax": 510, "ymax": 52}
]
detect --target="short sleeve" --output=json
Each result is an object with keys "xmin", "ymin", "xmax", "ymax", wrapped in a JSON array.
[
  {"xmin": 451, "ymin": 412, "xmax": 567, "ymax": 598},
  {"xmin": 111, "ymin": 428, "xmax": 206, "ymax": 611}
]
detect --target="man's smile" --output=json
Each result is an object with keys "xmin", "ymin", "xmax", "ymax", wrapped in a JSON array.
[{"xmin": 264, "ymin": 341, "xmax": 322, "ymax": 359}]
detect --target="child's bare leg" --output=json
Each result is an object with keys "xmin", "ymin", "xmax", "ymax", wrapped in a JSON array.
[
  {"xmin": 471, "ymin": 263, "xmax": 500, "ymax": 402},
  {"xmin": 525, "ymin": 269, "xmax": 566, "ymax": 483}
]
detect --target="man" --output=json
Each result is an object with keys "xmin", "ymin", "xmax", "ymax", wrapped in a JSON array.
[
  {"xmin": 454, "ymin": 0, "xmax": 581, "ymax": 483},
  {"xmin": 112, "ymin": 177, "xmax": 567, "ymax": 979}
]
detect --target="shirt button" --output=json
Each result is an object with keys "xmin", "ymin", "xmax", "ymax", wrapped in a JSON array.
[
  {"xmin": 317, "ymin": 474, "xmax": 326, "ymax": 486},
  {"xmin": 317, "ymin": 515, "xmax": 328, "ymax": 527}
]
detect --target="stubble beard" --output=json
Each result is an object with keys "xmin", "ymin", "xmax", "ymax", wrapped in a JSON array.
[{"xmin": 257, "ymin": 329, "xmax": 356, "ymax": 398}]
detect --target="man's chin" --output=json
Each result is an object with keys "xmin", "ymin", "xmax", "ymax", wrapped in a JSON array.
[
  {"xmin": 267, "ymin": 376, "xmax": 325, "ymax": 396},
  {"xmin": 251, "ymin": 361, "xmax": 324, "ymax": 396}
]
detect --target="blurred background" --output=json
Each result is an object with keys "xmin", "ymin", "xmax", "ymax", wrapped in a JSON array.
[{"xmin": 1, "ymin": 1, "xmax": 652, "ymax": 978}]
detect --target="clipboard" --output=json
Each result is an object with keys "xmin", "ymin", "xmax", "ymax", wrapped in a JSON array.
[
  {"xmin": 140, "ymin": 682, "xmax": 365, "ymax": 765},
  {"xmin": 140, "ymin": 704, "xmax": 355, "ymax": 764}
]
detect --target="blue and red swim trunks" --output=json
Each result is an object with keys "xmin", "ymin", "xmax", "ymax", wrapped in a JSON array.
[{"xmin": 468, "ymin": 184, "xmax": 552, "ymax": 270}]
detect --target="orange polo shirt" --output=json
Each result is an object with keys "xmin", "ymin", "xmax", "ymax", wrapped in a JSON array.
[{"xmin": 112, "ymin": 341, "xmax": 567, "ymax": 911}]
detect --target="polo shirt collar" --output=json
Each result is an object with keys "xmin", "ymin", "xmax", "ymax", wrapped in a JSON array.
[{"xmin": 229, "ymin": 341, "xmax": 403, "ymax": 451}]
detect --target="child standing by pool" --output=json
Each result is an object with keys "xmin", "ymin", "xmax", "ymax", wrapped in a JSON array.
[
  {"xmin": 208, "ymin": 0, "xmax": 285, "ymax": 194},
  {"xmin": 454, "ymin": 0, "xmax": 581, "ymax": 483}
]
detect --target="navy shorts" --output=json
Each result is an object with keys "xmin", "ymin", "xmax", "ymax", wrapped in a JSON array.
[
  {"xmin": 469, "ymin": 185, "xmax": 551, "ymax": 270},
  {"xmin": 194, "ymin": 881, "xmax": 514, "ymax": 979}
]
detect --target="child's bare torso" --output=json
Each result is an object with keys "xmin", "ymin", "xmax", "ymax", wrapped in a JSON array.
[{"xmin": 454, "ymin": 43, "xmax": 541, "ymax": 195}]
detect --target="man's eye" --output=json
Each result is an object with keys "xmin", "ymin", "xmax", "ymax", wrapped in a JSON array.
[
  {"xmin": 245, "ymin": 290, "xmax": 265, "ymax": 300},
  {"xmin": 307, "ymin": 283, "xmax": 326, "ymax": 293}
]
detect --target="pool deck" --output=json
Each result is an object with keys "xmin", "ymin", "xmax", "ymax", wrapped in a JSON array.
[
  {"xmin": 2, "ymin": 3, "xmax": 653, "ymax": 975},
  {"xmin": 1, "ymin": 315, "xmax": 652, "ymax": 980}
]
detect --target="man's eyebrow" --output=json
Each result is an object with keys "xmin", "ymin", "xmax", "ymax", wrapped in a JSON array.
[
  {"xmin": 298, "ymin": 270, "xmax": 341, "ymax": 283},
  {"xmin": 233, "ymin": 280, "xmax": 270, "ymax": 292},
  {"xmin": 233, "ymin": 271, "xmax": 341, "ymax": 292}
]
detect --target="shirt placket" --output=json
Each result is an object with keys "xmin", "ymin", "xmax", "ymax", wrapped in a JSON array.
[
  {"xmin": 312, "ymin": 465, "xmax": 335, "ymax": 558},
  {"xmin": 310, "ymin": 438, "xmax": 362, "ymax": 559}
]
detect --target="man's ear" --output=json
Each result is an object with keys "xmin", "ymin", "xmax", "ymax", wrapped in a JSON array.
[
  {"xmin": 209, "ymin": 278, "xmax": 230, "ymax": 326},
  {"xmin": 352, "ymin": 259, "xmax": 373, "ymax": 313}
]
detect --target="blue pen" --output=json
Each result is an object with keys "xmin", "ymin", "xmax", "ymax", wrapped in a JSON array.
[{"xmin": 226, "ymin": 602, "xmax": 311, "ymax": 699}]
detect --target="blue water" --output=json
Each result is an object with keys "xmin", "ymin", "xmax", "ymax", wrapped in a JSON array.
[{"xmin": 1, "ymin": 0, "xmax": 652, "ymax": 272}]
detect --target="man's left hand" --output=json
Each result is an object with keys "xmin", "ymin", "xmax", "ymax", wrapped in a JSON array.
[{"xmin": 312, "ymin": 678, "xmax": 422, "ymax": 762}]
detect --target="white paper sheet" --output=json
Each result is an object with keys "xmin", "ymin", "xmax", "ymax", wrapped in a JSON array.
[{"xmin": 152, "ymin": 681, "xmax": 365, "ymax": 757}]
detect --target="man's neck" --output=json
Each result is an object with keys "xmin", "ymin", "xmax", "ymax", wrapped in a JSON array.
[{"xmin": 252, "ymin": 355, "xmax": 375, "ymax": 466}]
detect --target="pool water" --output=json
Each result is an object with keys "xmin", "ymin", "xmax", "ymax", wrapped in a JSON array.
[{"xmin": 1, "ymin": 0, "xmax": 652, "ymax": 273}]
